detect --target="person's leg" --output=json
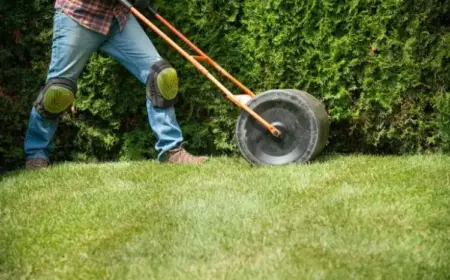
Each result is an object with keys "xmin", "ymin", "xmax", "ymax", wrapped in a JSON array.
[
  {"xmin": 100, "ymin": 16, "xmax": 194, "ymax": 161},
  {"xmin": 24, "ymin": 9, "xmax": 106, "ymax": 167},
  {"xmin": 100, "ymin": 16, "xmax": 207, "ymax": 163}
]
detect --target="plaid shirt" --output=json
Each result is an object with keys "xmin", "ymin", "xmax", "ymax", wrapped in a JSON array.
[{"xmin": 55, "ymin": 0, "xmax": 131, "ymax": 35}]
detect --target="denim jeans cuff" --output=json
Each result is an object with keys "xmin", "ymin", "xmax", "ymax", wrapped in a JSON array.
[
  {"xmin": 157, "ymin": 141, "xmax": 184, "ymax": 161},
  {"xmin": 27, "ymin": 152, "xmax": 49, "ymax": 162}
]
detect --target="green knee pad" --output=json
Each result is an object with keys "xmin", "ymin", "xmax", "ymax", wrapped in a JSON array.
[
  {"xmin": 147, "ymin": 60, "xmax": 179, "ymax": 108},
  {"xmin": 34, "ymin": 78, "xmax": 77, "ymax": 117}
]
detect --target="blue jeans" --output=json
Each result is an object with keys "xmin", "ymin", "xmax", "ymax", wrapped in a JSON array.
[{"xmin": 25, "ymin": 9, "xmax": 183, "ymax": 161}]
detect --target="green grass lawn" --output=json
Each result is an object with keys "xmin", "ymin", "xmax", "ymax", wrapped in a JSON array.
[{"xmin": 1, "ymin": 155, "xmax": 449, "ymax": 279}]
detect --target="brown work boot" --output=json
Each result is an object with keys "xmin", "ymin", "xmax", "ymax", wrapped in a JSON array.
[
  {"xmin": 26, "ymin": 158, "xmax": 50, "ymax": 170},
  {"xmin": 166, "ymin": 147, "xmax": 208, "ymax": 165}
]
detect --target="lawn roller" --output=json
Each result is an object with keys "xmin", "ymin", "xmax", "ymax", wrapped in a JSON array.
[{"xmin": 119, "ymin": 0, "xmax": 330, "ymax": 165}]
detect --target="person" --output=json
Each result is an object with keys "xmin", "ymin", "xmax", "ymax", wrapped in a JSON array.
[{"xmin": 24, "ymin": 0, "xmax": 208, "ymax": 169}]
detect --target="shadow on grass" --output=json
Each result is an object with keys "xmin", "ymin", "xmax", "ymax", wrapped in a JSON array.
[
  {"xmin": 309, "ymin": 152, "xmax": 344, "ymax": 164},
  {"xmin": 0, "ymin": 167, "xmax": 25, "ymax": 182},
  {"xmin": 0, "ymin": 153, "xmax": 348, "ymax": 180}
]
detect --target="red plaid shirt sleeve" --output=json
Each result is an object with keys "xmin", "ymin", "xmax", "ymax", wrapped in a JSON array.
[{"xmin": 55, "ymin": 0, "xmax": 131, "ymax": 35}]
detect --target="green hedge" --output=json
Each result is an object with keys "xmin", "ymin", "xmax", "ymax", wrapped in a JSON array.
[{"xmin": 1, "ymin": 0, "xmax": 450, "ymax": 170}]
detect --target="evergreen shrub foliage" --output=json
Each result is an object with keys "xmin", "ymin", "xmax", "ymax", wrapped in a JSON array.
[{"xmin": 1, "ymin": 0, "xmax": 449, "ymax": 169}]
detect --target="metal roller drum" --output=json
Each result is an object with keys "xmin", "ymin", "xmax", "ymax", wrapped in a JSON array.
[{"xmin": 236, "ymin": 89, "xmax": 329, "ymax": 165}]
